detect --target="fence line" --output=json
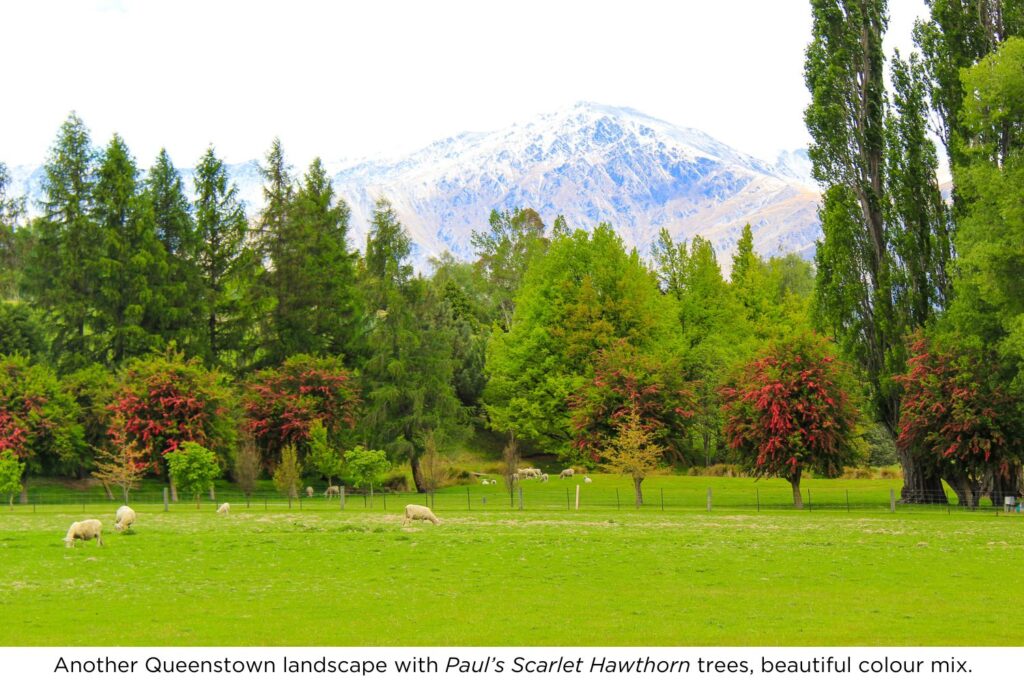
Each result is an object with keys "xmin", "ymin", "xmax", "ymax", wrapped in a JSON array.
[{"xmin": 7, "ymin": 485, "xmax": 1022, "ymax": 517}]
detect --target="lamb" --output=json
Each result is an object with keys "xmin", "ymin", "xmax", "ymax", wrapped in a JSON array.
[
  {"xmin": 305, "ymin": 486, "xmax": 314, "ymax": 497},
  {"xmin": 481, "ymin": 479, "xmax": 490, "ymax": 486},
  {"xmin": 64, "ymin": 519, "xmax": 103, "ymax": 548},
  {"xmin": 324, "ymin": 485, "xmax": 340, "ymax": 499},
  {"xmin": 114, "ymin": 505, "xmax": 136, "ymax": 532},
  {"xmin": 584, "ymin": 476, "xmax": 593, "ymax": 484},
  {"xmin": 559, "ymin": 468, "xmax": 575, "ymax": 479},
  {"xmin": 403, "ymin": 504, "xmax": 441, "ymax": 526},
  {"xmin": 216, "ymin": 502, "xmax": 230, "ymax": 515},
  {"xmin": 540, "ymin": 473, "xmax": 549, "ymax": 483}
]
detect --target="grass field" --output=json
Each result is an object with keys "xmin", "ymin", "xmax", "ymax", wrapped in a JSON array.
[{"xmin": 1, "ymin": 474, "xmax": 1022, "ymax": 646}]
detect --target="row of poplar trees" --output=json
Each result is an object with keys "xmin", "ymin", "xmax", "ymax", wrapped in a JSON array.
[{"xmin": 807, "ymin": 0, "xmax": 1024, "ymax": 503}]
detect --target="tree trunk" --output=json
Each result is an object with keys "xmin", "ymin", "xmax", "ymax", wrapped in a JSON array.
[
  {"xmin": 209, "ymin": 484, "xmax": 216, "ymax": 501},
  {"xmin": 19, "ymin": 469, "xmax": 27, "ymax": 504},
  {"xmin": 789, "ymin": 473, "xmax": 804, "ymax": 510},
  {"xmin": 895, "ymin": 447, "xmax": 948, "ymax": 504},
  {"xmin": 101, "ymin": 481, "xmax": 114, "ymax": 501},
  {"xmin": 633, "ymin": 476, "xmax": 644, "ymax": 507},
  {"xmin": 169, "ymin": 474, "xmax": 179, "ymax": 502},
  {"xmin": 986, "ymin": 465, "xmax": 1021, "ymax": 507},
  {"xmin": 411, "ymin": 455, "xmax": 426, "ymax": 493},
  {"xmin": 122, "ymin": 487, "xmax": 129, "ymax": 505}
]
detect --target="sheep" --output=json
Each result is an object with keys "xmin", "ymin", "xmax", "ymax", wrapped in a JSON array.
[
  {"xmin": 584, "ymin": 476, "xmax": 593, "ymax": 484},
  {"xmin": 540, "ymin": 473, "xmax": 549, "ymax": 483},
  {"xmin": 216, "ymin": 502, "xmax": 230, "ymax": 515},
  {"xmin": 490, "ymin": 479, "xmax": 497, "ymax": 485},
  {"xmin": 403, "ymin": 504, "xmax": 441, "ymax": 526},
  {"xmin": 64, "ymin": 519, "xmax": 103, "ymax": 548},
  {"xmin": 114, "ymin": 505, "xmax": 136, "ymax": 532},
  {"xmin": 481, "ymin": 479, "xmax": 490, "ymax": 486},
  {"xmin": 324, "ymin": 485, "xmax": 340, "ymax": 499},
  {"xmin": 305, "ymin": 486, "xmax": 314, "ymax": 497},
  {"xmin": 559, "ymin": 468, "xmax": 575, "ymax": 479}
]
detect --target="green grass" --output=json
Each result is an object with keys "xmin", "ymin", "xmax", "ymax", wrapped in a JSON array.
[{"xmin": 1, "ymin": 483, "xmax": 1022, "ymax": 646}]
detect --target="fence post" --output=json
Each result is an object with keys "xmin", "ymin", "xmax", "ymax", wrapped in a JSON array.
[
  {"xmin": 616, "ymin": 489, "xmax": 620, "ymax": 510},
  {"xmin": 706, "ymin": 487, "xmax": 712, "ymax": 512},
  {"xmin": 299, "ymin": 495, "xmax": 302, "ymax": 510},
  {"xmin": 340, "ymin": 486, "xmax": 345, "ymax": 511},
  {"xmin": 566, "ymin": 488, "xmax": 570, "ymax": 511},
  {"xmin": 163, "ymin": 487, "xmax": 169, "ymax": 512},
  {"xmin": 264, "ymin": 495, "xmax": 267, "ymax": 510},
  {"xmin": 383, "ymin": 491, "xmax": 387, "ymax": 511},
  {"xmin": 756, "ymin": 488, "xmax": 760, "ymax": 513},
  {"xmin": 846, "ymin": 489, "xmax": 850, "ymax": 513},
  {"xmin": 807, "ymin": 489, "xmax": 812, "ymax": 512},
  {"xmin": 889, "ymin": 488, "xmax": 896, "ymax": 513},
  {"xmin": 660, "ymin": 488, "xmax": 664, "ymax": 512},
  {"xmin": 574, "ymin": 484, "xmax": 580, "ymax": 511},
  {"xmin": 518, "ymin": 487, "xmax": 524, "ymax": 511},
  {"xmin": 467, "ymin": 487, "xmax": 471, "ymax": 511}
]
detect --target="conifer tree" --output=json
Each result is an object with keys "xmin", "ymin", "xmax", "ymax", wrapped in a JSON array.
[
  {"xmin": 192, "ymin": 146, "xmax": 257, "ymax": 369},
  {"xmin": 26, "ymin": 113, "xmax": 101, "ymax": 370},
  {"xmin": 92, "ymin": 134, "xmax": 165, "ymax": 365},
  {"xmin": 0, "ymin": 162, "xmax": 26, "ymax": 299}
]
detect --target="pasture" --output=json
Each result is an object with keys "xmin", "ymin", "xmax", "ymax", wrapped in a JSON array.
[{"xmin": 0, "ymin": 475, "xmax": 1021, "ymax": 646}]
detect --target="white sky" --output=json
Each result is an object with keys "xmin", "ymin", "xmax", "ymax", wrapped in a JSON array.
[{"xmin": 1, "ymin": 0, "xmax": 929, "ymax": 169}]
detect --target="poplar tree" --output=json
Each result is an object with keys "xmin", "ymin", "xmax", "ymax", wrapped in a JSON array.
[{"xmin": 805, "ymin": 0, "xmax": 949, "ymax": 502}]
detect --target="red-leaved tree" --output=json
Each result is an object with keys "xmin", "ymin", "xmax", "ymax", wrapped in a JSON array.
[
  {"xmin": 244, "ymin": 354, "xmax": 359, "ymax": 467},
  {"xmin": 721, "ymin": 334, "xmax": 858, "ymax": 508},
  {"xmin": 896, "ymin": 334, "xmax": 1022, "ymax": 508},
  {"xmin": 569, "ymin": 341, "xmax": 694, "ymax": 466},
  {"xmin": 109, "ymin": 351, "xmax": 236, "ymax": 499}
]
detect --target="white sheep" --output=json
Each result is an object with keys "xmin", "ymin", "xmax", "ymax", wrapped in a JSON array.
[
  {"xmin": 216, "ymin": 502, "xmax": 230, "ymax": 515},
  {"xmin": 324, "ymin": 485, "xmax": 340, "ymax": 499},
  {"xmin": 404, "ymin": 504, "xmax": 441, "ymax": 526},
  {"xmin": 64, "ymin": 519, "xmax": 103, "ymax": 548},
  {"xmin": 481, "ymin": 479, "xmax": 490, "ymax": 486},
  {"xmin": 540, "ymin": 473, "xmax": 549, "ymax": 483},
  {"xmin": 490, "ymin": 479, "xmax": 497, "ymax": 485},
  {"xmin": 584, "ymin": 476, "xmax": 593, "ymax": 483},
  {"xmin": 559, "ymin": 468, "xmax": 575, "ymax": 479},
  {"xmin": 114, "ymin": 505, "xmax": 136, "ymax": 532},
  {"xmin": 305, "ymin": 486, "xmax": 314, "ymax": 497}
]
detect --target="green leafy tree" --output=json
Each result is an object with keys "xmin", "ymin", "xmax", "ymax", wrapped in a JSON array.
[
  {"xmin": 730, "ymin": 223, "xmax": 756, "ymax": 285},
  {"xmin": 485, "ymin": 225, "xmax": 677, "ymax": 455},
  {"xmin": 0, "ymin": 302, "xmax": 47, "ymax": 359},
  {"xmin": 306, "ymin": 419, "xmax": 343, "ymax": 488},
  {"xmin": 471, "ymin": 207, "xmax": 548, "ymax": 331},
  {"xmin": 273, "ymin": 443, "xmax": 302, "ymax": 502},
  {"xmin": 0, "ymin": 451, "xmax": 24, "ymax": 509},
  {"xmin": 344, "ymin": 445, "xmax": 389, "ymax": 500},
  {"xmin": 166, "ymin": 441, "xmax": 221, "ymax": 509},
  {"xmin": 233, "ymin": 432, "xmax": 262, "ymax": 499}
]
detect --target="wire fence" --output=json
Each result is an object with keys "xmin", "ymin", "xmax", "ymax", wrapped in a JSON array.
[{"xmin": 7, "ymin": 484, "xmax": 1023, "ymax": 517}]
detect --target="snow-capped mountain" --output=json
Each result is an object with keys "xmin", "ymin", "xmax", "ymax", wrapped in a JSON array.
[{"xmin": 8, "ymin": 102, "xmax": 822, "ymax": 271}]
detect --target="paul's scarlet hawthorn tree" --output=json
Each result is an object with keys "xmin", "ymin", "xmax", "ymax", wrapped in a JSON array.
[
  {"xmin": 569, "ymin": 341, "xmax": 694, "ymax": 466},
  {"xmin": 243, "ymin": 354, "xmax": 359, "ymax": 468},
  {"xmin": 108, "ymin": 351, "xmax": 236, "ymax": 499},
  {"xmin": 896, "ymin": 334, "xmax": 1023, "ymax": 508},
  {"xmin": 721, "ymin": 334, "xmax": 858, "ymax": 508}
]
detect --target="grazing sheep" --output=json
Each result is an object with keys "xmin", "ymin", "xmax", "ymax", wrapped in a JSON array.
[
  {"xmin": 490, "ymin": 479, "xmax": 497, "ymax": 485},
  {"xmin": 481, "ymin": 479, "xmax": 490, "ymax": 486},
  {"xmin": 305, "ymin": 486, "xmax": 314, "ymax": 497},
  {"xmin": 540, "ymin": 473, "xmax": 549, "ymax": 483},
  {"xmin": 324, "ymin": 485, "xmax": 340, "ymax": 499},
  {"xmin": 559, "ymin": 468, "xmax": 575, "ymax": 479},
  {"xmin": 216, "ymin": 502, "xmax": 230, "ymax": 515},
  {"xmin": 403, "ymin": 504, "xmax": 441, "ymax": 526},
  {"xmin": 584, "ymin": 476, "xmax": 593, "ymax": 483},
  {"xmin": 64, "ymin": 519, "xmax": 103, "ymax": 548},
  {"xmin": 114, "ymin": 505, "xmax": 136, "ymax": 532}
]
